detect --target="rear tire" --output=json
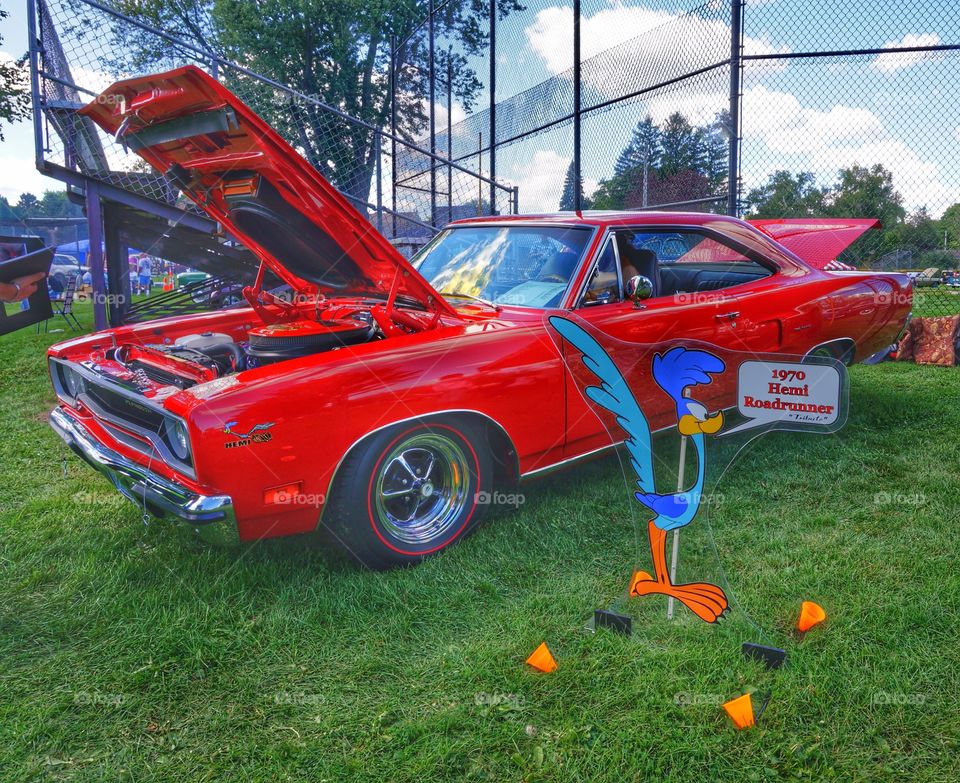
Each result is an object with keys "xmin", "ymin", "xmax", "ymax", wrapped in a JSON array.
[{"xmin": 322, "ymin": 419, "xmax": 491, "ymax": 569}]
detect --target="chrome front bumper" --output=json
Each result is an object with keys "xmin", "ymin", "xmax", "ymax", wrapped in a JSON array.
[{"xmin": 50, "ymin": 407, "xmax": 239, "ymax": 545}]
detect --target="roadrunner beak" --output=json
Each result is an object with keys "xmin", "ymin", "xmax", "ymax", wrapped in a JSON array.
[
  {"xmin": 678, "ymin": 411, "xmax": 724, "ymax": 435},
  {"xmin": 699, "ymin": 411, "xmax": 724, "ymax": 434}
]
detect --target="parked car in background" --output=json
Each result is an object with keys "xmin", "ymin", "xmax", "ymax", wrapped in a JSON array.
[
  {"xmin": 177, "ymin": 270, "xmax": 211, "ymax": 288},
  {"xmin": 50, "ymin": 253, "xmax": 88, "ymax": 291},
  {"xmin": 48, "ymin": 66, "xmax": 912, "ymax": 568}
]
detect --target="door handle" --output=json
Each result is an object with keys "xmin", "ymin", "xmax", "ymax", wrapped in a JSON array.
[{"xmin": 715, "ymin": 311, "xmax": 740, "ymax": 321}]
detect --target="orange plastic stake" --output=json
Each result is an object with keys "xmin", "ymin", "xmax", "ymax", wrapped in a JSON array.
[
  {"xmin": 796, "ymin": 601, "xmax": 827, "ymax": 633},
  {"xmin": 525, "ymin": 642, "xmax": 558, "ymax": 673},
  {"xmin": 722, "ymin": 693, "xmax": 756, "ymax": 730}
]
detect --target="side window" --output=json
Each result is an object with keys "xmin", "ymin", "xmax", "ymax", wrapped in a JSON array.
[
  {"xmin": 581, "ymin": 238, "xmax": 621, "ymax": 306},
  {"xmin": 626, "ymin": 230, "xmax": 774, "ymax": 298}
]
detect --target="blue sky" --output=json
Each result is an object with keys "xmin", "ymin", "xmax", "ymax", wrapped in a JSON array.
[{"xmin": 2, "ymin": 0, "xmax": 958, "ymax": 215}]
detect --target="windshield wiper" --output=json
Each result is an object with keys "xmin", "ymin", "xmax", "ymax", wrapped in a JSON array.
[{"xmin": 439, "ymin": 290, "xmax": 501, "ymax": 310}]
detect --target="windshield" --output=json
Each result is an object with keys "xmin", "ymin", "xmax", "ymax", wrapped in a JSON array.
[{"xmin": 412, "ymin": 225, "xmax": 593, "ymax": 308}]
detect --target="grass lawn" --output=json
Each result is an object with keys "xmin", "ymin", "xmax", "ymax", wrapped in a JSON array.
[
  {"xmin": 2, "ymin": 304, "xmax": 958, "ymax": 782},
  {"xmin": 911, "ymin": 287, "xmax": 960, "ymax": 318}
]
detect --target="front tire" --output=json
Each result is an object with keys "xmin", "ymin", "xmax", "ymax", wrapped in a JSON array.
[{"xmin": 323, "ymin": 419, "xmax": 491, "ymax": 569}]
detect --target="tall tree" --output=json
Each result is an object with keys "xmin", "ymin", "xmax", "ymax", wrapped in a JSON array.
[
  {"xmin": 658, "ymin": 113, "xmax": 703, "ymax": 178},
  {"xmin": 698, "ymin": 110, "xmax": 730, "ymax": 191},
  {"xmin": 937, "ymin": 203, "xmax": 960, "ymax": 250},
  {"xmin": 109, "ymin": 0, "xmax": 522, "ymax": 206},
  {"xmin": 613, "ymin": 116, "xmax": 661, "ymax": 177},
  {"xmin": 0, "ymin": 7, "xmax": 29, "ymax": 141},
  {"xmin": 558, "ymin": 160, "xmax": 589, "ymax": 211},
  {"xmin": 826, "ymin": 163, "xmax": 905, "ymax": 229},
  {"xmin": 744, "ymin": 171, "xmax": 826, "ymax": 218},
  {"xmin": 15, "ymin": 193, "xmax": 39, "ymax": 216}
]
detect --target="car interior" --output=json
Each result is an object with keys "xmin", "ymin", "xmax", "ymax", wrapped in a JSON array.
[{"xmin": 581, "ymin": 229, "xmax": 774, "ymax": 306}]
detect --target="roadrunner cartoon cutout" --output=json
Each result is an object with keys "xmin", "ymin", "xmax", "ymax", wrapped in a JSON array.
[{"xmin": 550, "ymin": 316, "xmax": 729, "ymax": 623}]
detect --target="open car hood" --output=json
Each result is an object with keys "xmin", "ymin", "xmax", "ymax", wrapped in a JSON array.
[
  {"xmin": 80, "ymin": 65, "xmax": 456, "ymax": 316},
  {"xmin": 748, "ymin": 218, "xmax": 881, "ymax": 270}
]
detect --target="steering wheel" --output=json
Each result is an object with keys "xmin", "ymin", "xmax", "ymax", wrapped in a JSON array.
[{"xmin": 537, "ymin": 273, "xmax": 567, "ymax": 283}]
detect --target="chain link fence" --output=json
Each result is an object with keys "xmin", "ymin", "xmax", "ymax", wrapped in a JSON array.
[
  {"xmin": 397, "ymin": 0, "xmax": 960, "ymax": 314},
  {"xmin": 29, "ymin": 0, "xmax": 513, "ymax": 258},
  {"xmin": 28, "ymin": 0, "xmax": 960, "ymax": 315}
]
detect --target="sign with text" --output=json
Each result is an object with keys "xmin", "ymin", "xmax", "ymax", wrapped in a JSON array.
[{"xmin": 722, "ymin": 358, "xmax": 847, "ymax": 437}]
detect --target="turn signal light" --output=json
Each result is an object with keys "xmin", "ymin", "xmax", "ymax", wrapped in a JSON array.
[{"xmin": 263, "ymin": 482, "xmax": 302, "ymax": 505}]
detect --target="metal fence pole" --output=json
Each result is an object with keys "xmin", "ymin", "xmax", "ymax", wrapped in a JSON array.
[
  {"xmin": 447, "ymin": 50, "xmax": 453, "ymax": 225},
  {"xmin": 429, "ymin": 0, "xmax": 437, "ymax": 227},
  {"xmin": 573, "ymin": 0, "xmax": 582, "ymax": 212},
  {"xmin": 26, "ymin": 0, "xmax": 44, "ymax": 168},
  {"xmin": 85, "ymin": 182, "xmax": 107, "ymax": 331},
  {"xmin": 727, "ymin": 0, "xmax": 744, "ymax": 217},
  {"xmin": 390, "ymin": 36, "xmax": 398, "ymax": 237},
  {"xmin": 375, "ymin": 132, "xmax": 383, "ymax": 233},
  {"xmin": 489, "ymin": 0, "xmax": 496, "ymax": 213}
]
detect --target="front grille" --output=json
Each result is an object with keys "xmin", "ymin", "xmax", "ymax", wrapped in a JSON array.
[
  {"xmin": 83, "ymin": 381, "xmax": 167, "ymax": 434},
  {"xmin": 52, "ymin": 359, "xmax": 195, "ymax": 479}
]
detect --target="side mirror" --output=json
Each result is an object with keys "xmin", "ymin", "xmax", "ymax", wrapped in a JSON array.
[{"xmin": 625, "ymin": 275, "xmax": 654, "ymax": 308}]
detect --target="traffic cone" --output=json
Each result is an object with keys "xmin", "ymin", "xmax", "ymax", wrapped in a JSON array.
[
  {"xmin": 796, "ymin": 601, "xmax": 826, "ymax": 633},
  {"xmin": 722, "ymin": 692, "xmax": 755, "ymax": 730},
  {"xmin": 525, "ymin": 642, "xmax": 557, "ymax": 673}
]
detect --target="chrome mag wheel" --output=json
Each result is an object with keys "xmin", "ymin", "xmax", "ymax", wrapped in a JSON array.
[{"xmin": 373, "ymin": 433, "xmax": 472, "ymax": 545}]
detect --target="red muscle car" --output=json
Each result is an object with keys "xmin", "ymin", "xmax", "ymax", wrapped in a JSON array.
[{"xmin": 48, "ymin": 66, "xmax": 911, "ymax": 568}]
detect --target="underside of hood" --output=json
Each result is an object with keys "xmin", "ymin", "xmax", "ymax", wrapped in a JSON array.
[{"xmin": 79, "ymin": 65, "xmax": 456, "ymax": 316}]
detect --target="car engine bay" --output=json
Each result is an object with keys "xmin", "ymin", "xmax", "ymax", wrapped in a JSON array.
[
  {"xmin": 113, "ymin": 313, "xmax": 378, "ymax": 391},
  {"xmin": 55, "ymin": 293, "xmax": 441, "ymax": 399}
]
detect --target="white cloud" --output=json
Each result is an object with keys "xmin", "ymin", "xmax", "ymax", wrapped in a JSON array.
[
  {"xmin": 504, "ymin": 149, "xmax": 570, "ymax": 212},
  {"xmin": 525, "ymin": 5, "xmax": 675, "ymax": 74},
  {"xmin": 741, "ymin": 84, "xmax": 955, "ymax": 214},
  {"xmin": 871, "ymin": 33, "xmax": 943, "ymax": 74},
  {"xmin": 742, "ymin": 86, "xmax": 886, "ymax": 154},
  {"xmin": 432, "ymin": 100, "xmax": 467, "ymax": 130},
  {"xmin": 524, "ymin": 4, "xmax": 790, "ymax": 98},
  {"xmin": 0, "ymin": 155, "xmax": 60, "ymax": 203}
]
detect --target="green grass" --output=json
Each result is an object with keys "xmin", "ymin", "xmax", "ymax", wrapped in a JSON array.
[
  {"xmin": 911, "ymin": 287, "xmax": 960, "ymax": 318},
  {"xmin": 2, "ymin": 304, "xmax": 959, "ymax": 782}
]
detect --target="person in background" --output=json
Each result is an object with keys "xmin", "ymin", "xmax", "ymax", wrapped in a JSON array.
[
  {"xmin": 0, "ymin": 272, "xmax": 47, "ymax": 303},
  {"xmin": 137, "ymin": 253, "xmax": 152, "ymax": 295}
]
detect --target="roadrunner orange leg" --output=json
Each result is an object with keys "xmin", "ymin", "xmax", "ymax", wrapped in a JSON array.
[{"xmin": 630, "ymin": 520, "xmax": 728, "ymax": 623}]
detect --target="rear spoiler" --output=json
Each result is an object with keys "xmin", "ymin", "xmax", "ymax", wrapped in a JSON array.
[{"xmin": 748, "ymin": 218, "xmax": 880, "ymax": 270}]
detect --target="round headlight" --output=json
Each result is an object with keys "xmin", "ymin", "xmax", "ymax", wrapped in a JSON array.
[
  {"xmin": 166, "ymin": 419, "xmax": 190, "ymax": 461},
  {"xmin": 62, "ymin": 366, "xmax": 85, "ymax": 398}
]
